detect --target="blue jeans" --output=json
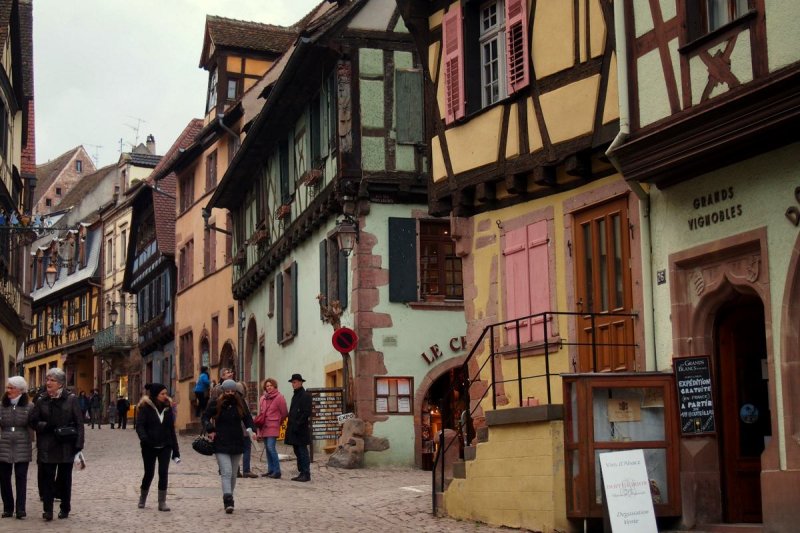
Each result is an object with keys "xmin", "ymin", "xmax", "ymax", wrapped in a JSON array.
[
  {"xmin": 293, "ymin": 444, "xmax": 310, "ymax": 476},
  {"xmin": 215, "ymin": 453, "xmax": 241, "ymax": 496},
  {"xmin": 265, "ymin": 437, "xmax": 280, "ymax": 475},
  {"xmin": 241, "ymin": 437, "xmax": 252, "ymax": 473}
]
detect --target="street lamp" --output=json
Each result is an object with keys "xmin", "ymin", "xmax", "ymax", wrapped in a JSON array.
[
  {"xmin": 109, "ymin": 306, "xmax": 118, "ymax": 326},
  {"xmin": 45, "ymin": 263, "xmax": 58, "ymax": 288},
  {"xmin": 334, "ymin": 215, "xmax": 359, "ymax": 257}
]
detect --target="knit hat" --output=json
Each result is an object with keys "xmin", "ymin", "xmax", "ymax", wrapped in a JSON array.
[
  {"xmin": 149, "ymin": 383, "xmax": 167, "ymax": 398},
  {"xmin": 7, "ymin": 376, "xmax": 27, "ymax": 393},
  {"xmin": 221, "ymin": 379, "xmax": 237, "ymax": 392}
]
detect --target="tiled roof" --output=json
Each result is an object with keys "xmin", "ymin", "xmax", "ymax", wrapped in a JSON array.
[
  {"xmin": 33, "ymin": 147, "xmax": 81, "ymax": 204},
  {"xmin": 151, "ymin": 173, "xmax": 176, "ymax": 256},
  {"xmin": 201, "ymin": 15, "xmax": 298, "ymax": 67},
  {"xmin": 31, "ymin": 228, "xmax": 102, "ymax": 302},
  {"xmin": 0, "ymin": 1, "xmax": 12, "ymax": 57},
  {"xmin": 56, "ymin": 164, "xmax": 116, "ymax": 211},
  {"xmin": 149, "ymin": 118, "xmax": 204, "ymax": 182},
  {"xmin": 129, "ymin": 152, "xmax": 161, "ymax": 168},
  {"xmin": 19, "ymin": 0, "xmax": 32, "ymax": 98}
]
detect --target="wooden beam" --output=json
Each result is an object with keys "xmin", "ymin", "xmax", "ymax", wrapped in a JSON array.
[
  {"xmin": 505, "ymin": 172, "xmax": 527, "ymax": 194},
  {"xmin": 475, "ymin": 182, "xmax": 496, "ymax": 203},
  {"xmin": 532, "ymin": 165, "xmax": 556, "ymax": 186},
  {"xmin": 565, "ymin": 152, "xmax": 591, "ymax": 179}
]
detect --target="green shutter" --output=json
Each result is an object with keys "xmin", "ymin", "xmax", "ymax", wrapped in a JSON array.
[
  {"xmin": 276, "ymin": 273, "xmax": 284, "ymax": 341},
  {"xmin": 319, "ymin": 240, "xmax": 328, "ymax": 319},
  {"xmin": 389, "ymin": 217, "xmax": 417, "ymax": 302},
  {"xmin": 396, "ymin": 69, "xmax": 423, "ymax": 144},
  {"xmin": 291, "ymin": 261, "xmax": 299, "ymax": 336},
  {"xmin": 338, "ymin": 250, "xmax": 348, "ymax": 310}
]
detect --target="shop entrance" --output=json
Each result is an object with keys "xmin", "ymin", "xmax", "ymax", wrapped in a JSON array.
[
  {"xmin": 420, "ymin": 367, "xmax": 469, "ymax": 470},
  {"xmin": 715, "ymin": 294, "xmax": 769, "ymax": 523}
]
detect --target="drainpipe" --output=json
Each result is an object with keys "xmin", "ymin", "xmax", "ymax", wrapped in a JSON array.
[
  {"xmin": 605, "ymin": 1, "xmax": 657, "ymax": 371},
  {"xmin": 217, "ymin": 113, "xmax": 239, "ymax": 146}
]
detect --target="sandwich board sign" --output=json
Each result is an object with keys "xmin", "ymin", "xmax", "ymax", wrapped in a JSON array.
[{"xmin": 598, "ymin": 449, "xmax": 657, "ymax": 532}]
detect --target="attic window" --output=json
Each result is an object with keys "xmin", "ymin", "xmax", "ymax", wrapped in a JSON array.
[
  {"xmin": 76, "ymin": 160, "xmax": 82, "ymax": 172},
  {"xmin": 56, "ymin": 187, "xmax": 62, "ymax": 196},
  {"xmin": 46, "ymin": 198, "xmax": 52, "ymax": 207}
]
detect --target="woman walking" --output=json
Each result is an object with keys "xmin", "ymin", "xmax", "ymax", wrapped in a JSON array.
[
  {"xmin": 135, "ymin": 383, "xmax": 179, "ymax": 511},
  {"xmin": 29, "ymin": 368, "xmax": 84, "ymax": 521},
  {"xmin": 0, "ymin": 377, "xmax": 33, "ymax": 519},
  {"xmin": 202, "ymin": 379, "xmax": 255, "ymax": 513},
  {"xmin": 193, "ymin": 366, "xmax": 210, "ymax": 418},
  {"xmin": 255, "ymin": 378, "xmax": 288, "ymax": 479}
]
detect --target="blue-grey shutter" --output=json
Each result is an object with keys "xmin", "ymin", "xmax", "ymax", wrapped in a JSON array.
[
  {"xmin": 396, "ymin": 69, "xmax": 423, "ymax": 144},
  {"xmin": 389, "ymin": 217, "xmax": 417, "ymax": 302},
  {"xmin": 338, "ymin": 250, "xmax": 348, "ymax": 310},
  {"xmin": 279, "ymin": 140, "xmax": 290, "ymax": 204},
  {"xmin": 319, "ymin": 240, "xmax": 328, "ymax": 319},
  {"xmin": 291, "ymin": 261, "xmax": 299, "ymax": 336},
  {"xmin": 310, "ymin": 96, "xmax": 321, "ymax": 164},
  {"xmin": 276, "ymin": 273, "xmax": 284, "ymax": 340}
]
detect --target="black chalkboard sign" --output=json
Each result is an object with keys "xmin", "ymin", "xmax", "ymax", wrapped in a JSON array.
[
  {"xmin": 308, "ymin": 387, "xmax": 344, "ymax": 441},
  {"xmin": 674, "ymin": 355, "xmax": 716, "ymax": 435}
]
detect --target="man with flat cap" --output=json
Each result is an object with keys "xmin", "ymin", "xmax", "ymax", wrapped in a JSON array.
[{"xmin": 285, "ymin": 374, "xmax": 312, "ymax": 482}]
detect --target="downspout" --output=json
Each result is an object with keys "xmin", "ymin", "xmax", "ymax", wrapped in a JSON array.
[
  {"xmin": 217, "ymin": 113, "xmax": 239, "ymax": 143},
  {"xmin": 604, "ymin": 1, "xmax": 657, "ymax": 371}
]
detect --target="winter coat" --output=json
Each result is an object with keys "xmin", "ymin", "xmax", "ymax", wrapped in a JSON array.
[
  {"xmin": 135, "ymin": 397, "xmax": 180, "ymax": 457},
  {"xmin": 256, "ymin": 389, "xmax": 288, "ymax": 438},
  {"xmin": 202, "ymin": 396, "xmax": 254, "ymax": 455},
  {"xmin": 0, "ymin": 393, "xmax": 33, "ymax": 463},
  {"xmin": 116, "ymin": 397, "xmax": 130, "ymax": 413},
  {"xmin": 194, "ymin": 372, "xmax": 210, "ymax": 393},
  {"xmin": 284, "ymin": 386, "xmax": 312, "ymax": 447},
  {"xmin": 29, "ymin": 389, "xmax": 85, "ymax": 463},
  {"xmin": 89, "ymin": 393, "xmax": 101, "ymax": 409}
]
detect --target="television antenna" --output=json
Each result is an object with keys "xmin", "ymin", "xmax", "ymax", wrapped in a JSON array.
[
  {"xmin": 124, "ymin": 116, "xmax": 147, "ymax": 146},
  {"xmin": 85, "ymin": 144, "xmax": 103, "ymax": 166}
]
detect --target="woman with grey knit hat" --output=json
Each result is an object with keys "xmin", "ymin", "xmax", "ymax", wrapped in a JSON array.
[
  {"xmin": 0, "ymin": 376, "xmax": 33, "ymax": 519},
  {"xmin": 135, "ymin": 383, "xmax": 179, "ymax": 512},
  {"xmin": 29, "ymin": 368, "xmax": 84, "ymax": 521}
]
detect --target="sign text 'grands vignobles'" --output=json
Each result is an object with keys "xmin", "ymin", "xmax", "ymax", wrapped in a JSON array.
[{"xmin": 688, "ymin": 187, "xmax": 743, "ymax": 231}]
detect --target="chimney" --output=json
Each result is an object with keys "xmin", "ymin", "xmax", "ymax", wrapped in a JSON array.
[{"xmin": 146, "ymin": 134, "xmax": 156, "ymax": 155}]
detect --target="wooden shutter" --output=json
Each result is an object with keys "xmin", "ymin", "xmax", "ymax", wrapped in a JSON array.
[
  {"xmin": 396, "ymin": 69, "xmax": 423, "ymax": 143},
  {"xmin": 319, "ymin": 240, "xmax": 328, "ymax": 319},
  {"xmin": 503, "ymin": 226, "xmax": 531, "ymax": 344},
  {"xmin": 291, "ymin": 261, "xmax": 299, "ymax": 337},
  {"xmin": 505, "ymin": 0, "xmax": 530, "ymax": 95},
  {"xmin": 442, "ymin": 4, "xmax": 465, "ymax": 124},
  {"xmin": 527, "ymin": 220, "xmax": 550, "ymax": 342},
  {"xmin": 388, "ymin": 217, "xmax": 418, "ymax": 302},
  {"xmin": 338, "ymin": 250, "xmax": 348, "ymax": 310},
  {"xmin": 276, "ymin": 272, "xmax": 284, "ymax": 341}
]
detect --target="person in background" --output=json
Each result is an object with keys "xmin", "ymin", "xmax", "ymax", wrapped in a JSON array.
[
  {"xmin": 285, "ymin": 373, "xmax": 312, "ymax": 482},
  {"xmin": 203, "ymin": 380, "xmax": 255, "ymax": 513},
  {"xmin": 77, "ymin": 391, "xmax": 88, "ymax": 422},
  {"xmin": 135, "ymin": 383, "xmax": 179, "ymax": 512},
  {"xmin": 208, "ymin": 367, "xmax": 234, "ymax": 403},
  {"xmin": 89, "ymin": 389, "xmax": 102, "ymax": 429},
  {"xmin": 255, "ymin": 378, "xmax": 288, "ymax": 479},
  {"xmin": 116, "ymin": 396, "xmax": 130, "ymax": 429},
  {"xmin": 29, "ymin": 368, "xmax": 84, "ymax": 521},
  {"xmin": 234, "ymin": 382, "xmax": 257, "ymax": 478},
  {"xmin": 0, "ymin": 376, "xmax": 33, "ymax": 519},
  {"xmin": 193, "ymin": 366, "xmax": 210, "ymax": 418},
  {"xmin": 107, "ymin": 401, "xmax": 117, "ymax": 429}
]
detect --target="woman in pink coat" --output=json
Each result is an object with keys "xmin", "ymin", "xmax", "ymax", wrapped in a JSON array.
[{"xmin": 255, "ymin": 378, "xmax": 288, "ymax": 478}]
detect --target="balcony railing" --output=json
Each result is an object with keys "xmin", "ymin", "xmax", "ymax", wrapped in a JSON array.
[{"xmin": 93, "ymin": 324, "xmax": 137, "ymax": 354}]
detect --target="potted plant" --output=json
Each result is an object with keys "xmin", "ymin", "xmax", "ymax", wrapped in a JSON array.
[{"xmin": 275, "ymin": 204, "xmax": 291, "ymax": 220}]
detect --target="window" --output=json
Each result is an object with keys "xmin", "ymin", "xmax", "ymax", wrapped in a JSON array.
[
  {"xmin": 227, "ymin": 134, "xmax": 240, "ymax": 165},
  {"xmin": 76, "ymin": 160, "xmax": 82, "ymax": 172},
  {"xmin": 206, "ymin": 150, "xmax": 218, "ymax": 190},
  {"xmin": 120, "ymin": 230, "xmax": 127, "ymax": 266},
  {"xmin": 106, "ymin": 238, "xmax": 113, "ymax": 274},
  {"xmin": 388, "ymin": 218, "xmax": 463, "ymax": 303},
  {"xmin": 502, "ymin": 219, "xmax": 551, "ymax": 345},
  {"xmin": 319, "ymin": 238, "xmax": 348, "ymax": 313},
  {"xmin": 226, "ymin": 78, "xmax": 240, "ymax": 101},
  {"xmin": 200, "ymin": 337, "xmax": 210, "ymax": 368},
  {"xmin": 204, "ymin": 224, "xmax": 216, "ymax": 275},
  {"xmin": 179, "ymin": 240, "xmax": 194, "ymax": 289},
  {"xmin": 374, "ymin": 377, "xmax": 413, "ymax": 414},
  {"xmin": 687, "ymin": 0, "xmax": 752, "ymax": 41},
  {"xmin": 80, "ymin": 294, "xmax": 88, "ymax": 322},
  {"xmin": 67, "ymin": 299, "xmax": 75, "ymax": 326},
  {"xmin": 207, "ymin": 68, "xmax": 218, "ymax": 113},
  {"xmin": 227, "ymin": 306, "xmax": 234, "ymax": 327},
  {"xmin": 179, "ymin": 331, "xmax": 194, "ymax": 380},
  {"xmin": 276, "ymin": 262, "xmax": 298, "ymax": 342},
  {"xmin": 442, "ymin": 0, "xmax": 530, "ymax": 123},
  {"xmin": 46, "ymin": 198, "xmax": 52, "ymax": 207},
  {"xmin": 211, "ymin": 315, "xmax": 219, "ymax": 366},
  {"xmin": 56, "ymin": 187, "xmax": 62, "ymax": 196},
  {"xmin": 179, "ymin": 173, "xmax": 194, "ymax": 212}
]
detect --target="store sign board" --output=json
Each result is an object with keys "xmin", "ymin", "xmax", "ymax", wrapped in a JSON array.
[
  {"xmin": 599, "ymin": 449, "xmax": 658, "ymax": 533},
  {"xmin": 308, "ymin": 388, "xmax": 344, "ymax": 441},
  {"xmin": 674, "ymin": 355, "xmax": 716, "ymax": 435}
]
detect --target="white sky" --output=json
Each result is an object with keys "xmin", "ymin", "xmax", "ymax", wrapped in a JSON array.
[{"xmin": 33, "ymin": 0, "xmax": 321, "ymax": 169}]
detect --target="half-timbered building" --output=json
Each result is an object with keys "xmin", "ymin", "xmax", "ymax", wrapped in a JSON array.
[
  {"xmin": 608, "ymin": 1, "xmax": 800, "ymax": 530},
  {"xmin": 206, "ymin": 0, "xmax": 469, "ymax": 465},
  {"xmin": 396, "ymin": 0, "xmax": 653, "ymax": 530}
]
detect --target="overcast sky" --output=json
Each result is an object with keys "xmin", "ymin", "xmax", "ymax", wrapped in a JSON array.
[{"xmin": 33, "ymin": 0, "xmax": 320, "ymax": 169}]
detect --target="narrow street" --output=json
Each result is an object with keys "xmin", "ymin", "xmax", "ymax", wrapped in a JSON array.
[{"xmin": 11, "ymin": 426, "xmax": 510, "ymax": 532}]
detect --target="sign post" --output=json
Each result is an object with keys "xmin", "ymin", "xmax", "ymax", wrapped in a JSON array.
[
  {"xmin": 599, "ymin": 449, "xmax": 658, "ymax": 533},
  {"xmin": 331, "ymin": 327, "xmax": 359, "ymax": 413}
]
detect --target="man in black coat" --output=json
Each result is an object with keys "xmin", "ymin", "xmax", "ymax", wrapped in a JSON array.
[
  {"xmin": 284, "ymin": 374, "xmax": 312, "ymax": 482},
  {"xmin": 116, "ymin": 396, "xmax": 130, "ymax": 429}
]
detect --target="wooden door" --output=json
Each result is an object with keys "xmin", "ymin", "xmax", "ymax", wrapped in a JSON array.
[
  {"xmin": 573, "ymin": 197, "xmax": 635, "ymax": 372},
  {"xmin": 716, "ymin": 297, "xmax": 768, "ymax": 523}
]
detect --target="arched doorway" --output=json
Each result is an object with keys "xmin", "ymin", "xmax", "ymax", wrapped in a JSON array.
[
  {"xmin": 419, "ymin": 365, "xmax": 469, "ymax": 470},
  {"xmin": 219, "ymin": 341, "xmax": 236, "ymax": 378},
  {"xmin": 715, "ymin": 294, "xmax": 770, "ymax": 523}
]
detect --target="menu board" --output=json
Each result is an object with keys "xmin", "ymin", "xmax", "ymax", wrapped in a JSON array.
[
  {"xmin": 308, "ymin": 388, "xmax": 344, "ymax": 441},
  {"xmin": 674, "ymin": 355, "xmax": 716, "ymax": 435}
]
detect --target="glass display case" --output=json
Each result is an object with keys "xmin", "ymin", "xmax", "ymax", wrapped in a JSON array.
[{"xmin": 563, "ymin": 373, "xmax": 681, "ymax": 518}]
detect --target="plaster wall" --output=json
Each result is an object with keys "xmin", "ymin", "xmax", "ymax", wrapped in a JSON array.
[
  {"xmin": 348, "ymin": 0, "xmax": 399, "ymax": 30},
  {"xmin": 539, "ymin": 75, "xmax": 598, "ymax": 144},
  {"xmin": 533, "ymin": 0, "xmax": 575, "ymax": 78},
  {"xmin": 765, "ymin": 0, "xmax": 800, "ymax": 71}
]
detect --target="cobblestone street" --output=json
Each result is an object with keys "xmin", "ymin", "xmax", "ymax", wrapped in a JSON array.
[{"xmin": 10, "ymin": 425, "xmax": 511, "ymax": 532}]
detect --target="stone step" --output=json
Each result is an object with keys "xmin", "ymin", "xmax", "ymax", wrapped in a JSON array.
[
  {"xmin": 476, "ymin": 426, "xmax": 489, "ymax": 443},
  {"xmin": 463, "ymin": 445, "xmax": 476, "ymax": 461},
  {"xmin": 453, "ymin": 460, "xmax": 466, "ymax": 479}
]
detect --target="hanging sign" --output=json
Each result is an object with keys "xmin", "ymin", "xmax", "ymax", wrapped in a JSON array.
[
  {"xmin": 674, "ymin": 355, "xmax": 716, "ymax": 435},
  {"xmin": 332, "ymin": 327, "xmax": 359, "ymax": 353}
]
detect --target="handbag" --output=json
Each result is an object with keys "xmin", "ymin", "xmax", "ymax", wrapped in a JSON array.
[
  {"xmin": 191, "ymin": 434, "xmax": 215, "ymax": 456},
  {"xmin": 253, "ymin": 411, "xmax": 267, "ymax": 428},
  {"xmin": 54, "ymin": 426, "xmax": 79, "ymax": 442}
]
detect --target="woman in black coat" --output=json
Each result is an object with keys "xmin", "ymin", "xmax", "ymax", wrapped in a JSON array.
[
  {"xmin": 0, "ymin": 376, "xmax": 33, "ymax": 519},
  {"xmin": 202, "ymin": 379, "xmax": 254, "ymax": 514},
  {"xmin": 28, "ymin": 368, "xmax": 84, "ymax": 521},
  {"xmin": 135, "ymin": 383, "xmax": 179, "ymax": 512}
]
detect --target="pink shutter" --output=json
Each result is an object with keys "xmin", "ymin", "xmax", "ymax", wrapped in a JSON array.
[
  {"xmin": 505, "ymin": 0, "xmax": 530, "ymax": 95},
  {"xmin": 442, "ymin": 4, "xmax": 465, "ymax": 124},
  {"xmin": 503, "ymin": 227, "xmax": 531, "ymax": 344},
  {"xmin": 527, "ymin": 221, "xmax": 550, "ymax": 342}
]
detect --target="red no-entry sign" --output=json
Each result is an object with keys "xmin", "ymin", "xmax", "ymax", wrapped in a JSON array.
[{"xmin": 332, "ymin": 327, "xmax": 358, "ymax": 353}]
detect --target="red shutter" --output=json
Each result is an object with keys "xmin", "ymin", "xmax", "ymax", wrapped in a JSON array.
[
  {"xmin": 527, "ymin": 220, "xmax": 550, "ymax": 342},
  {"xmin": 505, "ymin": 0, "xmax": 530, "ymax": 95},
  {"xmin": 503, "ymin": 226, "xmax": 531, "ymax": 344},
  {"xmin": 442, "ymin": 4, "xmax": 465, "ymax": 124}
]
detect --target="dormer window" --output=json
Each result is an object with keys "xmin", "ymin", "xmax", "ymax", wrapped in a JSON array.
[{"xmin": 207, "ymin": 68, "xmax": 218, "ymax": 113}]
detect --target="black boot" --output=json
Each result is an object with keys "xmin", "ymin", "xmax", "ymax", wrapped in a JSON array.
[
  {"xmin": 138, "ymin": 489, "xmax": 148, "ymax": 509},
  {"xmin": 223, "ymin": 494, "xmax": 234, "ymax": 514}
]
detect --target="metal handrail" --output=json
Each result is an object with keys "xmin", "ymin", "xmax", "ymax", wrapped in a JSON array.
[{"xmin": 430, "ymin": 310, "xmax": 638, "ymax": 515}]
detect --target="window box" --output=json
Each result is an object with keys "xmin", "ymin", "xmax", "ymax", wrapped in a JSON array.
[
  {"xmin": 251, "ymin": 229, "xmax": 269, "ymax": 245},
  {"xmin": 275, "ymin": 204, "xmax": 291, "ymax": 220},
  {"xmin": 300, "ymin": 168, "xmax": 322, "ymax": 187}
]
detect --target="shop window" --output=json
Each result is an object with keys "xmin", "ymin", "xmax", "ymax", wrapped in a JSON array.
[
  {"xmin": 389, "ymin": 218, "xmax": 463, "ymax": 303},
  {"xmin": 276, "ymin": 262, "xmax": 298, "ymax": 342},
  {"xmin": 687, "ymin": 0, "xmax": 752, "ymax": 41},
  {"xmin": 375, "ymin": 377, "xmax": 413, "ymax": 414}
]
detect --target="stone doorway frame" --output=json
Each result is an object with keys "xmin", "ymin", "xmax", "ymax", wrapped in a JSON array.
[{"xmin": 668, "ymin": 227, "xmax": 775, "ymax": 526}]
